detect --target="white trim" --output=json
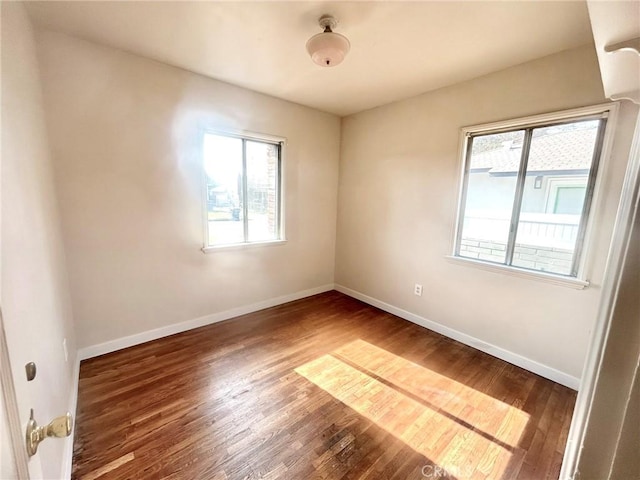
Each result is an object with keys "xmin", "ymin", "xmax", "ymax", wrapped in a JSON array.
[
  {"xmin": 445, "ymin": 255, "xmax": 589, "ymax": 289},
  {"xmin": 203, "ymin": 128, "xmax": 288, "ymax": 146},
  {"xmin": 202, "ymin": 239, "xmax": 287, "ymax": 253},
  {"xmin": 201, "ymin": 128, "xmax": 287, "ymax": 250},
  {"xmin": 461, "ymin": 103, "xmax": 616, "ymax": 135},
  {"xmin": 61, "ymin": 355, "xmax": 80, "ymax": 480},
  {"xmin": 335, "ymin": 284, "xmax": 580, "ymax": 390},
  {"xmin": 451, "ymin": 102, "xmax": 620, "ymax": 280},
  {"xmin": 560, "ymin": 111, "xmax": 640, "ymax": 480},
  {"xmin": 452, "ymin": 102, "xmax": 620, "ymax": 283},
  {"xmin": 577, "ymin": 103, "xmax": 619, "ymax": 278},
  {"xmin": 77, "ymin": 284, "xmax": 334, "ymax": 360}
]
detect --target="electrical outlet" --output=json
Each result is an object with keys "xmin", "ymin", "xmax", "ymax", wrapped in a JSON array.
[
  {"xmin": 63, "ymin": 338, "xmax": 68, "ymax": 363},
  {"xmin": 414, "ymin": 284, "xmax": 423, "ymax": 296}
]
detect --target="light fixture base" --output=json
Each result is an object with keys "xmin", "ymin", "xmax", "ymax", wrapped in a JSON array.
[{"xmin": 318, "ymin": 15, "xmax": 338, "ymax": 32}]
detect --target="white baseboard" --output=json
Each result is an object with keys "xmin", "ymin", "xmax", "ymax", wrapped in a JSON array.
[
  {"xmin": 61, "ymin": 353, "xmax": 81, "ymax": 479},
  {"xmin": 64, "ymin": 281, "xmax": 579, "ymax": 476},
  {"xmin": 335, "ymin": 284, "xmax": 580, "ymax": 390},
  {"xmin": 77, "ymin": 284, "xmax": 335, "ymax": 361},
  {"xmin": 68, "ymin": 284, "xmax": 332, "ymax": 477}
]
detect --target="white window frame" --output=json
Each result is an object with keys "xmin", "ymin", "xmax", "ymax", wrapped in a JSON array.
[
  {"xmin": 448, "ymin": 103, "xmax": 619, "ymax": 289},
  {"xmin": 201, "ymin": 129, "xmax": 286, "ymax": 252}
]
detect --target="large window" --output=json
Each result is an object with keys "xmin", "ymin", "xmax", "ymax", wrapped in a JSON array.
[
  {"xmin": 454, "ymin": 106, "xmax": 615, "ymax": 279},
  {"xmin": 203, "ymin": 132, "xmax": 283, "ymax": 248}
]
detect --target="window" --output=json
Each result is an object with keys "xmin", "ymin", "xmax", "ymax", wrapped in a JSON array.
[
  {"xmin": 203, "ymin": 131, "xmax": 283, "ymax": 248},
  {"xmin": 545, "ymin": 178, "xmax": 588, "ymax": 215},
  {"xmin": 454, "ymin": 105, "xmax": 615, "ymax": 279}
]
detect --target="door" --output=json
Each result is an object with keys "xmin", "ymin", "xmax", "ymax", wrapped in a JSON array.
[
  {"xmin": 1, "ymin": 309, "xmax": 30, "ymax": 478},
  {"xmin": 1, "ymin": 392, "xmax": 19, "ymax": 479}
]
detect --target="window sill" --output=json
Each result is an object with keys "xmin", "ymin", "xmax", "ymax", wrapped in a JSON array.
[
  {"xmin": 202, "ymin": 239, "xmax": 287, "ymax": 253},
  {"xmin": 445, "ymin": 255, "xmax": 589, "ymax": 289}
]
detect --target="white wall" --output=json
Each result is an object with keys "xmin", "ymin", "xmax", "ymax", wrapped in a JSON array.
[
  {"xmin": 36, "ymin": 31, "xmax": 341, "ymax": 350},
  {"xmin": 1, "ymin": 3, "xmax": 77, "ymax": 478},
  {"xmin": 336, "ymin": 45, "xmax": 638, "ymax": 381}
]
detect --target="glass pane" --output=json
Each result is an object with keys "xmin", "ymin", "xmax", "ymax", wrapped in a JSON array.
[
  {"xmin": 246, "ymin": 141, "xmax": 279, "ymax": 242},
  {"xmin": 459, "ymin": 131, "xmax": 525, "ymax": 264},
  {"xmin": 553, "ymin": 186, "xmax": 586, "ymax": 214},
  {"xmin": 512, "ymin": 120, "xmax": 600, "ymax": 275},
  {"xmin": 204, "ymin": 134, "xmax": 244, "ymax": 246}
]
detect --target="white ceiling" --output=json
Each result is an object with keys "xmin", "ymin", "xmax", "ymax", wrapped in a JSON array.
[{"xmin": 26, "ymin": 1, "xmax": 595, "ymax": 117}]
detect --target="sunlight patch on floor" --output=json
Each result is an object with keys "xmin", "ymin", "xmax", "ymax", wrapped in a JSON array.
[{"xmin": 295, "ymin": 339, "xmax": 530, "ymax": 479}]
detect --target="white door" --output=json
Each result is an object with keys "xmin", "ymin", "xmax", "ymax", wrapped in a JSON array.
[
  {"xmin": 1, "ymin": 395, "xmax": 19, "ymax": 479},
  {"xmin": 1, "ymin": 309, "xmax": 30, "ymax": 479},
  {"xmin": 1, "ymin": 391, "xmax": 18, "ymax": 479}
]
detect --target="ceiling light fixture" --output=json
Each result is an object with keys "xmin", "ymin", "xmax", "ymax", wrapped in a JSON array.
[{"xmin": 306, "ymin": 15, "xmax": 350, "ymax": 67}]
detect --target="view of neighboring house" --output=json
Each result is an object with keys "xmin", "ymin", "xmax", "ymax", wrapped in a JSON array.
[
  {"xmin": 204, "ymin": 133, "xmax": 280, "ymax": 246},
  {"xmin": 459, "ymin": 120, "xmax": 600, "ymax": 275}
]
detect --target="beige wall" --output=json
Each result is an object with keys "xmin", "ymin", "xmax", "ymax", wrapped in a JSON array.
[
  {"xmin": 336, "ymin": 45, "xmax": 638, "ymax": 380},
  {"xmin": 1, "ymin": 3, "xmax": 77, "ymax": 478},
  {"xmin": 36, "ymin": 31, "xmax": 341, "ymax": 349}
]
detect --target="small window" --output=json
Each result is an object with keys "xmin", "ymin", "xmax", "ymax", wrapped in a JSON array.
[
  {"xmin": 545, "ymin": 178, "xmax": 588, "ymax": 215},
  {"xmin": 203, "ymin": 132, "xmax": 283, "ymax": 248},
  {"xmin": 454, "ymin": 107, "xmax": 613, "ymax": 278}
]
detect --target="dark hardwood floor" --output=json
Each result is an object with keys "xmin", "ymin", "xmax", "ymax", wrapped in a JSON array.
[{"xmin": 72, "ymin": 291, "xmax": 576, "ymax": 480}]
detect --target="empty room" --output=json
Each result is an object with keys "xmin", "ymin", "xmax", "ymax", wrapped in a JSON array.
[{"xmin": 1, "ymin": 1, "xmax": 638, "ymax": 479}]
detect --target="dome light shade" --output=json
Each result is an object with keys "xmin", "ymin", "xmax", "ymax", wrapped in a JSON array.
[{"xmin": 306, "ymin": 15, "xmax": 350, "ymax": 67}]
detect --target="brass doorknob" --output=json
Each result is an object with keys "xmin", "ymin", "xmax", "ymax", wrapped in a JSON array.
[{"xmin": 25, "ymin": 409, "xmax": 73, "ymax": 457}]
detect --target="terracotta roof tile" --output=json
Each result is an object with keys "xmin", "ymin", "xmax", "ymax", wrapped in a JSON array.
[{"xmin": 470, "ymin": 127, "xmax": 598, "ymax": 174}]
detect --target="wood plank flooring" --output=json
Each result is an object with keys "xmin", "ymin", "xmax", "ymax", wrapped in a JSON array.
[{"xmin": 72, "ymin": 291, "xmax": 576, "ymax": 480}]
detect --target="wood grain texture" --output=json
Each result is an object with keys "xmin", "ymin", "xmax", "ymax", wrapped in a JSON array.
[{"xmin": 72, "ymin": 291, "xmax": 576, "ymax": 480}]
